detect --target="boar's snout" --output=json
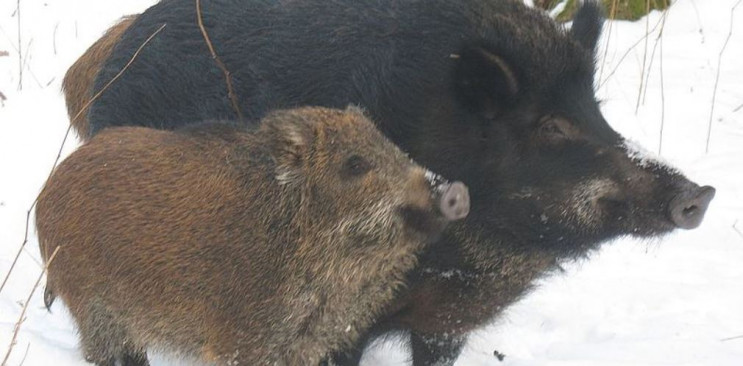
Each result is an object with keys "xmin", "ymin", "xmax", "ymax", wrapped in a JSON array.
[
  {"xmin": 435, "ymin": 181, "xmax": 470, "ymax": 221},
  {"xmin": 668, "ymin": 185, "xmax": 715, "ymax": 229}
]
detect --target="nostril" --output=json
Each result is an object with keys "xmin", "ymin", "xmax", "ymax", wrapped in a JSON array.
[
  {"xmin": 682, "ymin": 205, "xmax": 698, "ymax": 218},
  {"xmin": 448, "ymin": 197, "xmax": 457, "ymax": 208}
]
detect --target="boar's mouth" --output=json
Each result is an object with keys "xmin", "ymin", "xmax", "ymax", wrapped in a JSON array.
[{"xmin": 397, "ymin": 206, "xmax": 448, "ymax": 240}]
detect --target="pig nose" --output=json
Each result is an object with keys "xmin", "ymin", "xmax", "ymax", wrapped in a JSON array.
[
  {"xmin": 437, "ymin": 181, "xmax": 470, "ymax": 221},
  {"xmin": 668, "ymin": 185, "xmax": 715, "ymax": 229}
]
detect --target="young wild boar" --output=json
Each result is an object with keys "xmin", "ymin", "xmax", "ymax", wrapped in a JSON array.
[
  {"xmin": 65, "ymin": 0, "xmax": 715, "ymax": 364},
  {"xmin": 36, "ymin": 106, "xmax": 470, "ymax": 366}
]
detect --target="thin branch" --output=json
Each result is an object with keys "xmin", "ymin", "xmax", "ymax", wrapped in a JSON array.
[
  {"xmin": 196, "ymin": 0, "xmax": 244, "ymax": 121},
  {"xmin": 0, "ymin": 23, "xmax": 167, "ymax": 297},
  {"xmin": 658, "ymin": 1, "xmax": 668, "ymax": 155},
  {"xmin": 721, "ymin": 334, "xmax": 743, "ymax": 342},
  {"xmin": 0, "ymin": 209, "xmax": 34, "ymax": 294},
  {"xmin": 657, "ymin": 32, "xmax": 665, "ymax": 154},
  {"xmin": 642, "ymin": 10, "xmax": 669, "ymax": 106},
  {"xmin": 1, "ymin": 246, "xmax": 60, "ymax": 366},
  {"xmin": 598, "ymin": 0, "xmax": 619, "ymax": 82},
  {"xmin": 734, "ymin": 103, "xmax": 743, "ymax": 113},
  {"xmin": 52, "ymin": 22, "xmax": 59, "ymax": 56},
  {"xmin": 599, "ymin": 15, "xmax": 666, "ymax": 88},
  {"xmin": 635, "ymin": 0, "xmax": 652, "ymax": 115},
  {"xmin": 21, "ymin": 38, "xmax": 42, "ymax": 89},
  {"xmin": 689, "ymin": 0, "xmax": 706, "ymax": 43},
  {"xmin": 733, "ymin": 220, "xmax": 743, "ymax": 240},
  {"xmin": 16, "ymin": 0, "xmax": 22, "ymax": 91},
  {"xmin": 0, "ymin": 25, "xmax": 43, "ymax": 87},
  {"xmin": 17, "ymin": 343, "xmax": 30, "ymax": 366},
  {"xmin": 706, "ymin": 0, "xmax": 742, "ymax": 154}
]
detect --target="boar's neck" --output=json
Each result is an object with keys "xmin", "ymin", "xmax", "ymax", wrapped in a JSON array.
[{"xmin": 400, "ymin": 220, "xmax": 559, "ymax": 334}]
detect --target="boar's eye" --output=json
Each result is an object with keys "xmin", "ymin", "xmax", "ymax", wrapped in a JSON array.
[
  {"xmin": 538, "ymin": 115, "xmax": 574, "ymax": 140},
  {"xmin": 342, "ymin": 154, "xmax": 372, "ymax": 178}
]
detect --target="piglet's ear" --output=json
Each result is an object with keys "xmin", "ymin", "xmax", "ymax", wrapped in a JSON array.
[
  {"xmin": 265, "ymin": 111, "xmax": 315, "ymax": 183},
  {"xmin": 454, "ymin": 47, "xmax": 519, "ymax": 118},
  {"xmin": 571, "ymin": 0, "xmax": 604, "ymax": 52}
]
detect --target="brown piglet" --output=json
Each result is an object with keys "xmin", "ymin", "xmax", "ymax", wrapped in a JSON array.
[{"xmin": 36, "ymin": 106, "xmax": 469, "ymax": 366}]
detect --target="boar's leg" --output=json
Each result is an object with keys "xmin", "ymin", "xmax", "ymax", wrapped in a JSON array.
[
  {"xmin": 120, "ymin": 351, "xmax": 150, "ymax": 366},
  {"xmin": 75, "ymin": 302, "xmax": 149, "ymax": 366},
  {"xmin": 321, "ymin": 350, "xmax": 363, "ymax": 366},
  {"xmin": 320, "ymin": 330, "xmax": 371, "ymax": 366},
  {"xmin": 410, "ymin": 332, "xmax": 466, "ymax": 366}
]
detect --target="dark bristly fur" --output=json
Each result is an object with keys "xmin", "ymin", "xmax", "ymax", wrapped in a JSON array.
[
  {"xmin": 62, "ymin": 1, "xmax": 714, "ymax": 364},
  {"xmin": 37, "ymin": 107, "xmax": 461, "ymax": 365}
]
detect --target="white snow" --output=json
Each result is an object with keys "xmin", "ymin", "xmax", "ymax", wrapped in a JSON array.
[{"xmin": 1, "ymin": 0, "xmax": 742, "ymax": 365}]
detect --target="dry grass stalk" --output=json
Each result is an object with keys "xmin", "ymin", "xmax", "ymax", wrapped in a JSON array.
[
  {"xmin": 599, "ymin": 14, "xmax": 666, "ymax": 88},
  {"xmin": 634, "ymin": 0, "xmax": 652, "ymax": 115},
  {"xmin": 0, "ymin": 23, "xmax": 167, "ymax": 297},
  {"xmin": 16, "ymin": 0, "xmax": 22, "ymax": 91},
  {"xmin": 706, "ymin": 0, "xmax": 743, "ymax": 153},
  {"xmin": 1, "ymin": 246, "xmax": 60, "ymax": 366},
  {"xmin": 657, "ymin": 15, "xmax": 666, "ymax": 155},
  {"xmin": 598, "ymin": 0, "xmax": 619, "ymax": 82},
  {"xmin": 196, "ymin": 0, "xmax": 244, "ymax": 121}
]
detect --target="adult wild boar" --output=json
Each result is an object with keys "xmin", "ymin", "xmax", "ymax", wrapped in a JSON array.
[
  {"xmin": 37, "ymin": 106, "xmax": 470, "ymax": 366},
  {"xmin": 64, "ymin": 0, "xmax": 715, "ymax": 364}
]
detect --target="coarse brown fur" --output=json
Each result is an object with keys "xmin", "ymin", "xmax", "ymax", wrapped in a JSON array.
[
  {"xmin": 62, "ymin": 15, "xmax": 135, "ymax": 140},
  {"xmin": 36, "ymin": 106, "xmax": 460, "ymax": 365}
]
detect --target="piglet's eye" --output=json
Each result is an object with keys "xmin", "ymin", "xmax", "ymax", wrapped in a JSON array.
[
  {"xmin": 539, "ymin": 115, "xmax": 573, "ymax": 139},
  {"xmin": 342, "ymin": 155, "xmax": 371, "ymax": 177},
  {"xmin": 541, "ymin": 121, "xmax": 563, "ymax": 135}
]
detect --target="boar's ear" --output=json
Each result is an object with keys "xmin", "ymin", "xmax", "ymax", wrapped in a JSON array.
[
  {"xmin": 267, "ymin": 112, "xmax": 315, "ymax": 183},
  {"xmin": 571, "ymin": 0, "xmax": 604, "ymax": 52},
  {"xmin": 454, "ymin": 47, "xmax": 519, "ymax": 118}
]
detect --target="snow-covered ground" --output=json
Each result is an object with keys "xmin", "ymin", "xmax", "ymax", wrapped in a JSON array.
[{"xmin": 1, "ymin": 0, "xmax": 742, "ymax": 365}]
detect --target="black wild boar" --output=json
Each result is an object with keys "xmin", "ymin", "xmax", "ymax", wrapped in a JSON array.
[
  {"xmin": 65, "ymin": 0, "xmax": 715, "ymax": 364},
  {"xmin": 36, "ymin": 106, "xmax": 470, "ymax": 366}
]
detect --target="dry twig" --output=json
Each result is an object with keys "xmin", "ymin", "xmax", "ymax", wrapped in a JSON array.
[
  {"xmin": 196, "ymin": 0, "xmax": 244, "ymax": 121},
  {"xmin": 53, "ymin": 22, "xmax": 59, "ymax": 56},
  {"xmin": 0, "ymin": 23, "xmax": 167, "ymax": 297},
  {"xmin": 599, "ymin": 14, "xmax": 666, "ymax": 88},
  {"xmin": 733, "ymin": 220, "xmax": 743, "ymax": 240},
  {"xmin": 657, "ymin": 1, "xmax": 669, "ymax": 155},
  {"xmin": 21, "ymin": 38, "xmax": 43, "ymax": 89},
  {"xmin": 689, "ymin": 0, "xmax": 706, "ymax": 43},
  {"xmin": 598, "ymin": 0, "xmax": 620, "ymax": 83},
  {"xmin": 18, "ymin": 343, "xmax": 30, "ymax": 366},
  {"xmin": 1, "ymin": 246, "xmax": 60, "ymax": 366},
  {"xmin": 721, "ymin": 334, "xmax": 743, "ymax": 342},
  {"xmin": 706, "ymin": 0, "xmax": 743, "ymax": 153},
  {"xmin": 641, "ymin": 9, "xmax": 669, "ymax": 106},
  {"xmin": 16, "ymin": 0, "xmax": 22, "ymax": 91},
  {"xmin": 634, "ymin": 0, "xmax": 652, "ymax": 115}
]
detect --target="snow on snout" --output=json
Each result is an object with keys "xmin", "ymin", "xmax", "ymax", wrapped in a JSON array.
[{"xmin": 621, "ymin": 138, "xmax": 680, "ymax": 175}]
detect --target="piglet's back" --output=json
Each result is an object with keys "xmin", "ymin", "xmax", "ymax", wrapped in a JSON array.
[{"xmin": 36, "ymin": 125, "xmax": 288, "ymax": 357}]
